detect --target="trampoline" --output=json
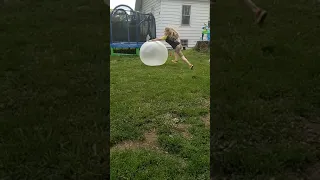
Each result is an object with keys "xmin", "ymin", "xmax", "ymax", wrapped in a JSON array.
[
  {"xmin": 110, "ymin": 5, "xmax": 156, "ymax": 56},
  {"xmin": 110, "ymin": 42, "xmax": 144, "ymax": 48}
]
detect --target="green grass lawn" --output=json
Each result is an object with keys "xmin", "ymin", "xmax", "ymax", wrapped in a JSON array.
[
  {"xmin": 211, "ymin": 0, "xmax": 320, "ymax": 179},
  {"xmin": 110, "ymin": 50, "xmax": 210, "ymax": 179},
  {"xmin": 2, "ymin": 0, "xmax": 320, "ymax": 179},
  {"xmin": 0, "ymin": 1, "xmax": 109, "ymax": 179}
]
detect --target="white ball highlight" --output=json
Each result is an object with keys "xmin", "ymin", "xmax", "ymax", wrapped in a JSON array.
[{"xmin": 139, "ymin": 41, "xmax": 168, "ymax": 66}]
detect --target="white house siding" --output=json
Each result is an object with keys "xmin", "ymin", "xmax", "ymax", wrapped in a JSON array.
[
  {"xmin": 157, "ymin": 0, "xmax": 210, "ymax": 48},
  {"xmin": 140, "ymin": 0, "xmax": 161, "ymax": 40}
]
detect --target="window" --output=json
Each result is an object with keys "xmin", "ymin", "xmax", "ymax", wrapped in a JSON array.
[
  {"xmin": 181, "ymin": 5, "xmax": 191, "ymax": 25},
  {"xmin": 180, "ymin": 39, "xmax": 188, "ymax": 47}
]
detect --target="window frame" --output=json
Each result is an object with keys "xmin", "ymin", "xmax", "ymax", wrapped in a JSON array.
[
  {"xmin": 180, "ymin": 39, "xmax": 189, "ymax": 47},
  {"xmin": 181, "ymin": 5, "xmax": 191, "ymax": 26}
]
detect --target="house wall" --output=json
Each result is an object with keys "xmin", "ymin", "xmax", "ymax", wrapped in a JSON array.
[
  {"xmin": 140, "ymin": 0, "xmax": 161, "ymax": 40},
  {"xmin": 158, "ymin": 0, "xmax": 210, "ymax": 48}
]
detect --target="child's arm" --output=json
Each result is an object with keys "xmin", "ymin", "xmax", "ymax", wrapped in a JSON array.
[{"xmin": 150, "ymin": 36, "xmax": 167, "ymax": 41}]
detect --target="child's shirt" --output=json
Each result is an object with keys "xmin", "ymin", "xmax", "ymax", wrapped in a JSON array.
[
  {"xmin": 202, "ymin": 27, "xmax": 208, "ymax": 34},
  {"xmin": 160, "ymin": 35, "xmax": 180, "ymax": 49}
]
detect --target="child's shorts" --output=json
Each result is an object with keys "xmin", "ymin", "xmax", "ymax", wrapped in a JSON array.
[{"xmin": 174, "ymin": 44, "xmax": 184, "ymax": 57}]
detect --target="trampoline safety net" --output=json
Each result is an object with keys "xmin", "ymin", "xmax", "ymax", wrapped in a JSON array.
[{"xmin": 110, "ymin": 5, "xmax": 156, "ymax": 43}]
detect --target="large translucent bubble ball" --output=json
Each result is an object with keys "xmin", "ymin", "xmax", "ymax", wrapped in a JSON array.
[{"xmin": 139, "ymin": 41, "xmax": 168, "ymax": 66}]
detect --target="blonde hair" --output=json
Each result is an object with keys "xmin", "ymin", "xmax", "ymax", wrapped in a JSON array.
[{"xmin": 164, "ymin": 27, "xmax": 179, "ymax": 39}]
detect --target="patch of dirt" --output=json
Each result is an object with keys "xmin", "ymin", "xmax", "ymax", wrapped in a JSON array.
[
  {"xmin": 144, "ymin": 128, "xmax": 158, "ymax": 144},
  {"xmin": 259, "ymin": 164, "xmax": 320, "ymax": 180},
  {"xmin": 174, "ymin": 124, "xmax": 192, "ymax": 139},
  {"xmin": 305, "ymin": 163, "xmax": 320, "ymax": 180},
  {"xmin": 303, "ymin": 118, "xmax": 320, "ymax": 144},
  {"xmin": 170, "ymin": 111, "xmax": 183, "ymax": 119},
  {"xmin": 201, "ymin": 113, "xmax": 210, "ymax": 128},
  {"xmin": 305, "ymin": 121, "xmax": 320, "ymax": 132},
  {"xmin": 163, "ymin": 112, "xmax": 181, "ymax": 125},
  {"xmin": 201, "ymin": 97, "xmax": 210, "ymax": 128},
  {"xmin": 112, "ymin": 128, "xmax": 160, "ymax": 151},
  {"xmin": 301, "ymin": 117, "xmax": 320, "ymax": 180},
  {"xmin": 163, "ymin": 112, "xmax": 194, "ymax": 139},
  {"xmin": 202, "ymin": 98, "xmax": 210, "ymax": 110}
]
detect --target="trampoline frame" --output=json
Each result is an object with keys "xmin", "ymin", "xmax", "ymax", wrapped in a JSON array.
[{"xmin": 110, "ymin": 5, "xmax": 156, "ymax": 56}]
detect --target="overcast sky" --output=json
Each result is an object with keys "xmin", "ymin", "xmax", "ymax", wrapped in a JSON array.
[{"xmin": 110, "ymin": 0, "xmax": 136, "ymax": 9}]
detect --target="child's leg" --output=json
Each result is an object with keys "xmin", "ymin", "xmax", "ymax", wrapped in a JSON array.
[
  {"xmin": 176, "ymin": 45, "xmax": 193, "ymax": 69},
  {"xmin": 243, "ymin": 0, "xmax": 259, "ymax": 13},
  {"xmin": 181, "ymin": 55, "xmax": 193, "ymax": 68},
  {"xmin": 172, "ymin": 52, "xmax": 179, "ymax": 63},
  {"xmin": 243, "ymin": 0, "xmax": 267, "ymax": 24}
]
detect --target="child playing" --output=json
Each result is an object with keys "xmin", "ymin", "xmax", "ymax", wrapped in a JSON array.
[
  {"xmin": 207, "ymin": 27, "xmax": 210, "ymax": 41},
  {"xmin": 244, "ymin": 0, "xmax": 267, "ymax": 24},
  {"xmin": 149, "ymin": 27, "xmax": 194, "ymax": 70},
  {"xmin": 201, "ymin": 27, "xmax": 207, "ymax": 41}
]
